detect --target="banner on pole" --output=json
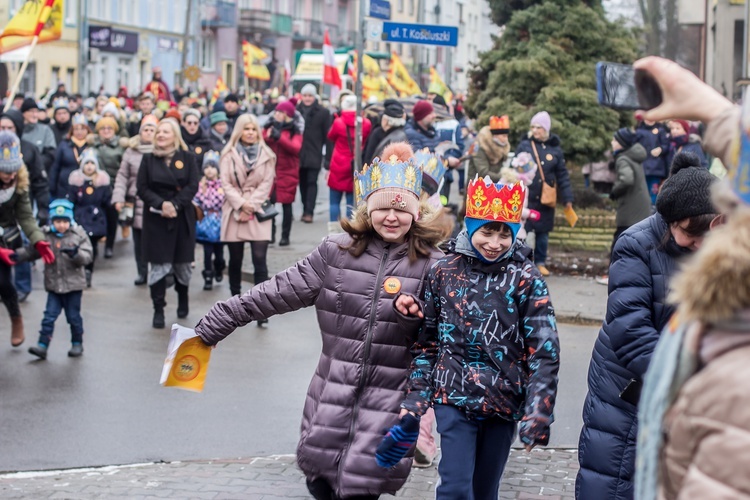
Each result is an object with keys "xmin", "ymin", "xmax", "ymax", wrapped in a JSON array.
[
  {"xmin": 242, "ymin": 41, "xmax": 271, "ymax": 81},
  {"xmin": 0, "ymin": 0, "xmax": 63, "ymax": 54}
]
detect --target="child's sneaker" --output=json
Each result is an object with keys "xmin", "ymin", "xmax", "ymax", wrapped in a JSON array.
[
  {"xmin": 68, "ymin": 343, "xmax": 84, "ymax": 357},
  {"xmin": 28, "ymin": 343, "xmax": 48, "ymax": 360}
]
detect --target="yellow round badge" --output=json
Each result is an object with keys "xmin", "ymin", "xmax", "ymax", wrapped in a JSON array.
[
  {"xmin": 172, "ymin": 354, "xmax": 201, "ymax": 382},
  {"xmin": 86, "ymin": 186, "xmax": 94, "ymax": 195},
  {"xmin": 195, "ymin": 147, "xmax": 202, "ymax": 154},
  {"xmin": 546, "ymin": 154, "xmax": 553, "ymax": 161},
  {"xmin": 383, "ymin": 277, "xmax": 402, "ymax": 295},
  {"xmin": 175, "ymin": 160, "xmax": 184, "ymax": 170},
  {"xmin": 652, "ymin": 128, "xmax": 659, "ymax": 134}
]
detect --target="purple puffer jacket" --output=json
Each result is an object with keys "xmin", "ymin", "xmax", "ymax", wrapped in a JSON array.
[{"xmin": 196, "ymin": 233, "xmax": 442, "ymax": 497}]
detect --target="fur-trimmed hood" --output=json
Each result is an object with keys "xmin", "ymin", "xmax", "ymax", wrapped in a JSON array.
[
  {"xmin": 67, "ymin": 168, "xmax": 111, "ymax": 188},
  {"xmin": 476, "ymin": 126, "xmax": 511, "ymax": 165},
  {"xmin": 14, "ymin": 165, "xmax": 29, "ymax": 192},
  {"xmin": 670, "ymin": 208, "xmax": 750, "ymax": 323}
]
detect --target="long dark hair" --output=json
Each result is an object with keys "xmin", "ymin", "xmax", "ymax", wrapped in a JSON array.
[{"xmin": 660, "ymin": 213, "xmax": 717, "ymax": 249}]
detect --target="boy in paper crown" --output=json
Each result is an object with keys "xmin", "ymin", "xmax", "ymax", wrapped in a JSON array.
[
  {"xmin": 395, "ymin": 176, "xmax": 560, "ymax": 500},
  {"xmin": 14, "ymin": 199, "xmax": 93, "ymax": 359}
]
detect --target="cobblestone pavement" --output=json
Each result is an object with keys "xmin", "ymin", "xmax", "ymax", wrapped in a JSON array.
[{"xmin": 0, "ymin": 449, "xmax": 578, "ymax": 499}]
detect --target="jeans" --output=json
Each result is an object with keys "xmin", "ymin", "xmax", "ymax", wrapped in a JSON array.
[
  {"xmin": 39, "ymin": 291, "xmax": 84, "ymax": 346},
  {"xmin": 13, "ymin": 231, "xmax": 31, "ymax": 294},
  {"xmin": 299, "ymin": 168, "xmax": 321, "ymax": 217},
  {"xmin": 226, "ymin": 241, "xmax": 269, "ymax": 296},
  {"xmin": 434, "ymin": 404, "xmax": 516, "ymax": 500},
  {"xmin": 534, "ymin": 231, "xmax": 549, "ymax": 265},
  {"xmin": 329, "ymin": 189, "xmax": 354, "ymax": 222}
]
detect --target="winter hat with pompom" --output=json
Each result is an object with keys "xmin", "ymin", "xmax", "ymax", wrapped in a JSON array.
[{"xmin": 656, "ymin": 151, "xmax": 717, "ymax": 223}]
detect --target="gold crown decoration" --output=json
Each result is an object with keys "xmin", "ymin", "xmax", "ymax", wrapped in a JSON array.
[
  {"xmin": 489, "ymin": 115, "xmax": 510, "ymax": 134},
  {"xmin": 354, "ymin": 154, "xmax": 423, "ymax": 205},
  {"xmin": 465, "ymin": 175, "xmax": 526, "ymax": 223}
]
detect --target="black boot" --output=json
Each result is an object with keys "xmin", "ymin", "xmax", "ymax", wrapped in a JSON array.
[
  {"xmin": 202, "ymin": 270, "xmax": 214, "ymax": 291},
  {"xmin": 254, "ymin": 272, "xmax": 269, "ymax": 327},
  {"xmin": 176, "ymin": 282, "xmax": 189, "ymax": 319},
  {"xmin": 134, "ymin": 262, "xmax": 148, "ymax": 286},
  {"xmin": 214, "ymin": 259, "xmax": 225, "ymax": 283},
  {"xmin": 150, "ymin": 278, "xmax": 167, "ymax": 329}
]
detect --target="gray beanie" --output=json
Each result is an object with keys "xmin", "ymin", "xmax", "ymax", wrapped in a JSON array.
[
  {"xmin": 300, "ymin": 84, "xmax": 318, "ymax": 97},
  {"xmin": 0, "ymin": 131, "xmax": 23, "ymax": 173}
]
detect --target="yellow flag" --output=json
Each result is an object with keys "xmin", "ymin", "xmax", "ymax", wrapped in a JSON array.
[
  {"xmin": 0, "ymin": 0, "xmax": 63, "ymax": 54},
  {"xmin": 429, "ymin": 67, "xmax": 453, "ymax": 104},
  {"xmin": 242, "ymin": 41, "xmax": 271, "ymax": 81},
  {"xmin": 210, "ymin": 77, "xmax": 228, "ymax": 106},
  {"xmin": 387, "ymin": 52, "xmax": 421, "ymax": 97}
]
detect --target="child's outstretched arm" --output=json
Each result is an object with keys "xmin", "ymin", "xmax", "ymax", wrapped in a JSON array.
[
  {"xmin": 518, "ymin": 271, "xmax": 561, "ymax": 450},
  {"xmin": 195, "ymin": 238, "xmax": 330, "ymax": 346}
]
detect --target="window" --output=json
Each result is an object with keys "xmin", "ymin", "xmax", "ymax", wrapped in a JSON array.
[
  {"xmin": 293, "ymin": 0, "xmax": 304, "ymax": 19},
  {"xmin": 199, "ymin": 37, "xmax": 216, "ymax": 71},
  {"xmin": 64, "ymin": 0, "xmax": 76, "ymax": 25},
  {"xmin": 398, "ymin": 0, "xmax": 404, "ymax": 13},
  {"xmin": 409, "ymin": 0, "xmax": 414, "ymax": 15},
  {"xmin": 264, "ymin": 0, "xmax": 274, "ymax": 11},
  {"xmin": 120, "ymin": 0, "xmax": 129, "ymax": 24},
  {"xmin": 19, "ymin": 63, "xmax": 36, "ymax": 95},
  {"xmin": 117, "ymin": 58, "xmax": 130, "ymax": 89},
  {"xmin": 66, "ymin": 68, "xmax": 76, "ymax": 90},
  {"xmin": 51, "ymin": 66, "xmax": 61, "ymax": 89},
  {"xmin": 100, "ymin": 57, "xmax": 108, "ymax": 90},
  {"xmin": 458, "ymin": 4, "xmax": 464, "ymax": 24},
  {"xmin": 312, "ymin": 0, "xmax": 323, "ymax": 20}
]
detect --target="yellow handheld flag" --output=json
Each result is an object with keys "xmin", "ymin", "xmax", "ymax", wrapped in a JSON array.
[
  {"xmin": 161, "ymin": 324, "xmax": 212, "ymax": 393},
  {"xmin": 429, "ymin": 67, "xmax": 454, "ymax": 104},
  {"xmin": 210, "ymin": 77, "xmax": 228, "ymax": 106},
  {"xmin": 387, "ymin": 52, "xmax": 421, "ymax": 97},
  {"xmin": 0, "ymin": 0, "xmax": 63, "ymax": 54},
  {"xmin": 242, "ymin": 41, "xmax": 271, "ymax": 81}
]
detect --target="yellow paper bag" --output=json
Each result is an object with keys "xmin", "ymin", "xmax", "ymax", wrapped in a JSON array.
[
  {"xmin": 564, "ymin": 205, "xmax": 579, "ymax": 228},
  {"xmin": 161, "ymin": 325, "xmax": 211, "ymax": 392}
]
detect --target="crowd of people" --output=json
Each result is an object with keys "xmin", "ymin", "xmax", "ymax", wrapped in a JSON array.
[{"xmin": 2, "ymin": 56, "xmax": 750, "ymax": 500}]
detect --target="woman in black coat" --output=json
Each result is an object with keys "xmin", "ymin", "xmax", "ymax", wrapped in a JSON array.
[
  {"xmin": 515, "ymin": 111, "xmax": 573, "ymax": 276},
  {"xmin": 180, "ymin": 109, "xmax": 212, "ymax": 167},
  {"xmin": 136, "ymin": 118, "xmax": 200, "ymax": 329},
  {"xmin": 576, "ymin": 153, "xmax": 718, "ymax": 500}
]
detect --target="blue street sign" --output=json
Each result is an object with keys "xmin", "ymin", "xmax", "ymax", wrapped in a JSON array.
[
  {"xmin": 381, "ymin": 22, "xmax": 458, "ymax": 47},
  {"xmin": 369, "ymin": 0, "xmax": 391, "ymax": 20}
]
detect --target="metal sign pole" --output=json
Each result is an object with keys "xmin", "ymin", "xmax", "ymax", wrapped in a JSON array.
[{"xmin": 354, "ymin": 0, "xmax": 367, "ymax": 173}]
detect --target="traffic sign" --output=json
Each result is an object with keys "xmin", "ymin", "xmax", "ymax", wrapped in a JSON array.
[
  {"xmin": 369, "ymin": 0, "xmax": 391, "ymax": 20},
  {"xmin": 381, "ymin": 22, "xmax": 459, "ymax": 47}
]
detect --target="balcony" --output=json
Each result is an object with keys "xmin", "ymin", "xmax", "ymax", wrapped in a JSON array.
[
  {"xmin": 201, "ymin": 0, "xmax": 237, "ymax": 28},
  {"xmin": 293, "ymin": 19, "xmax": 343, "ymax": 45},
  {"xmin": 238, "ymin": 7, "xmax": 292, "ymax": 35}
]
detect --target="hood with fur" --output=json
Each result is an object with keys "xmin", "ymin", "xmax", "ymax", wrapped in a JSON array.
[
  {"xmin": 476, "ymin": 126, "xmax": 510, "ymax": 165},
  {"xmin": 68, "ymin": 168, "xmax": 111, "ymax": 188}
]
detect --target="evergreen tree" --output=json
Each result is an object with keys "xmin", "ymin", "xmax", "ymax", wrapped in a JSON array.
[{"xmin": 467, "ymin": 0, "xmax": 638, "ymax": 165}]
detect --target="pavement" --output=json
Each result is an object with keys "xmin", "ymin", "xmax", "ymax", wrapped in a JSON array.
[{"xmin": 0, "ymin": 178, "xmax": 607, "ymax": 499}]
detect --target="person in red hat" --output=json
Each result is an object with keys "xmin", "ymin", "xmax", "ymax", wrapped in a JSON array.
[
  {"xmin": 264, "ymin": 100, "xmax": 302, "ymax": 246},
  {"xmin": 666, "ymin": 119, "xmax": 707, "ymax": 170},
  {"xmin": 404, "ymin": 100, "xmax": 442, "ymax": 153}
]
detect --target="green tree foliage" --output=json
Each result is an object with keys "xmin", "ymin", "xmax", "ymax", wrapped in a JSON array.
[{"xmin": 466, "ymin": 0, "xmax": 638, "ymax": 165}]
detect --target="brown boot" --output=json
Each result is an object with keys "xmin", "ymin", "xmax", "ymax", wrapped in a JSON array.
[{"xmin": 10, "ymin": 316, "xmax": 24, "ymax": 347}]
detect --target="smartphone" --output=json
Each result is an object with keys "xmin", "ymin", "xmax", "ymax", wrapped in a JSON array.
[{"xmin": 596, "ymin": 62, "xmax": 663, "ymax": 111}]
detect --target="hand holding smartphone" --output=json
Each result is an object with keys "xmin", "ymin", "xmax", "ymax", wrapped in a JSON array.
[{"xmin": 596, "ymin": 62, "xmax": 663, "ymax": 111}]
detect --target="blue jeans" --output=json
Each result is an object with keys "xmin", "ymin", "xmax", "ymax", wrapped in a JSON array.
[
  {"xmin": 329, "ymin": 189, "xmax": 354, "ymax": 222},
  {"xmin": 534, "ymin": 231, "xmax": 549, "ymax": 265},
  {"xmin": 39, "ymin": 291, "xmax": 84, "ymax": 346},
  {"xmin": 13, "ymin": 231, "xmax": 31, "ymax": 294},
  {"xmin": 645, "ymin": 175, "xmax": 662, "ymax": 205},
  {"xmin": 434, "ymin": 404, "xmax": 516, "ymax": 500}
]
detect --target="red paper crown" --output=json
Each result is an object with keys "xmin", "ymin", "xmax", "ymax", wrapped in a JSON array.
[
  {"xmin": 489, "ymin": 115, "xmax": 510, "ymax": 134},
  {"xmin": 465, "ymin": 175, "xmax": 526, "ymax": 223}
]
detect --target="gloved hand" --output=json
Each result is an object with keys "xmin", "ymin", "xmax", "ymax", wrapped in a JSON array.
[
  {"xmin": 269, "ymin": 126, "xmax": 281, "ymax": 141},
  {"xmin": 528, "ymin": 210, "xmax": 541, "ymax": 221},
  {"xmin": 34, "ymin": 241, "xmax": 55, "ymax": 264},
  {"xmin": 0, "ymin": 247, "xmax": 18, "ymax": 266},
  {"xmin": 519, "ymin": 413, "xmax": 552, "ymax": 449},
  {"xmin": 61, "ymin": 246, "xmax": 79, "ymax": 258},
  {"xmin": 375, "ymin": 412, "xmax": 420, "ymax": 468}
]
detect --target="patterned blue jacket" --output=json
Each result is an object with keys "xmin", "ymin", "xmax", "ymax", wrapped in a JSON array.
[{"xmin": 401, "ymin": 231, "xmax": 560, "ymax": 445}]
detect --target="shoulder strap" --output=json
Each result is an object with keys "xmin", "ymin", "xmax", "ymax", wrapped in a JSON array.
[
  {"xmin": 345, "ymin": 125, "xmax": 355, "ymax": 155},
  {"xmin": 531, "ymin": 142, "xmax": 546, "ymax": 183}
]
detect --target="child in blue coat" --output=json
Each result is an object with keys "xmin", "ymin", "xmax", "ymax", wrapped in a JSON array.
[
  {"xmin": 193, "ymin": 150, "xmax": 225, "ymax": 290},
  {"xmin": 67, "ymin": 149, "xmax": 111, "ymax": 287},
  {"xmin": 392, "ymin": 175, "xmax": 560, "ymax": 500}
]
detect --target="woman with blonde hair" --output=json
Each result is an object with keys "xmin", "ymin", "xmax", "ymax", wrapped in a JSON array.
[
  {"xmin": 136, "ymin": 118, "xmax": 200, "ymax": 328},
  {"xmin": 219, "ymin": 114, "xmax": 276, "ymax": 312}
]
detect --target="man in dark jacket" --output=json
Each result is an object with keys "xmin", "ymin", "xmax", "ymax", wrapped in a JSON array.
[
  {"xmin": 50, "ymin": 98, "xmax": 72, "ymax": 146},
  {"xmin": 362, "ymin": 99, "xmax": 408, "ymax": 166},
  {"xmin": 297, "ymin": 84, "xmax": 330, "ymax": 223},
  {"xmin": 21, "ymin": 98, "xmax": 57, "ymax": 173},
  {"xmin": 403, "ymin": 100, "xmax": 442, "ymax": 153},
  {"xmin": 223, "ymin": 94, "xmax": 242, "ymax": 133}
]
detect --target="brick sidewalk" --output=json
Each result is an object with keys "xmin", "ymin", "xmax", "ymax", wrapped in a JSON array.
[{"xmin": 0, "ymin": 449, "xmax": 578, "ymax": 499}]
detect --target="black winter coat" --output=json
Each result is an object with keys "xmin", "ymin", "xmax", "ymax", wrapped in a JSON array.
[
  {"xmin": 181, "ymin": 127, "xmax": 213, "ymax": 168},
  {"xmin": 635, "ymin": 122, "xmax": 669, "ymax": 178},
  {"xmin": 67, "ymin": 169, "xmax": 112, "ymax": 238},
  {"xmin": 136, "ymin": 150, "xmax": 200, "ymax": 264},
  {"xmin": 576, "ymin": 214, "xmax": 690, "ymax": 500},
  {"xmin": 298, "ymin": 101, "xmax": 330, "ymax": 170},
  {"xmin": 363, "ymin": 125, "xmax": 409, "ymax": 166},
  {"xmin": 516, "ymin": 134, "xmax": 574, "ymax": 234},
  {"xmin": 50, "ymin": 140, "xmax": 88, "ymax": 200}
]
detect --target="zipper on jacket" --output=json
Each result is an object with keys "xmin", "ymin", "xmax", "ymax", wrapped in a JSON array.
[{"xmin": 337, "ymin": 245, "xmax": 390, "ymax": 484}]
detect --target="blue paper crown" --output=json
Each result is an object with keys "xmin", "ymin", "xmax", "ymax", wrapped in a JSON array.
[
  {"xmin": 203, "ymin": 150, "xmax": 220, "ymax": 169},
  {"xmin": 72, "ymin": 114, "xmax": 89, "ymax": 127},
  {"xmin": 413, "ymin": 148, "xmax": 447, "ymax": 191},
  {"xmin": 53, "ymin": 98, "xmax": 69, "ymax": 111},
  {"xmin": 354, "ymin": 155, "xmax": 423, "ymax": 205},
  {"xmin": 1, "ymin": 139, "xmax": 21, "ymax": 163}
]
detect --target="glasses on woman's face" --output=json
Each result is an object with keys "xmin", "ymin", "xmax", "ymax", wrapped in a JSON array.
[{"xmin": 185, "ymin": 120, "xmax": 199, "ymax": 126}]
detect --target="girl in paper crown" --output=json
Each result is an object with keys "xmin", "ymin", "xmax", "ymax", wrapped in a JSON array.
[
  {"xmin": 195, "ymin": 142, "xmax": 449, "ymax": 499},
  {"xmin": 395, "ymin": 175, "xmax": 560, "ymax": 500},
  {"xmin": 501, "ymin": 152, "xmax": 541, "ymax": 241}
]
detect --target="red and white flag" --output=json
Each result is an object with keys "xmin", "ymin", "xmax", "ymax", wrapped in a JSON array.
[{"xmin": 323, "ymin": 29, "xmax": 342, "ymax": 90}]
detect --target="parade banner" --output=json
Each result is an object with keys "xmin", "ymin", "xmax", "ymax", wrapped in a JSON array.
[
  {"xmin": 210, "ymin": 77, "xmax": 228, "ymax": 106},
  {"xmin": 323, "ymin": 29, "xmax": 342, "ymax": 90},
  {"xmin": 242, "ymin": 41, "xmax": 271, "ymax": 81},
  {"xmin": 0, "ymin": 0, "xmax": 62, "ymax": 54},
  {"xmin": 387, "ymin": 52, "xmax": 421, "ymax": 97},
  {"xmin": 429, "ymin": 66, "xmax": 453, "ymax": 104}
]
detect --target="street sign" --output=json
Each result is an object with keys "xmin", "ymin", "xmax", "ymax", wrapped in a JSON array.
[
  {"xmin": 366, "ymin": 20, "xmax": 384, "ymax": 41},
  {"xmin": 369, "ymin": 0, "xmax": 391, "ymax": 20},
  {"xmin": 381, "ymin": 22, "xmax": 459, "ymax": 47}
]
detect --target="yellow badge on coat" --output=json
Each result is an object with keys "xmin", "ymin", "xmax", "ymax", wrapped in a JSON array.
[
  {"xmin": 546, "ymin": 154, "xmax": 553, "ymax": 161},
  {"xmin": 175, "ymin": 160, "xmax": 184, "ymax": 170},
  {"xmin": 383, "ymin": 277, "xmax": 402, "ymax": 295},
  {"xmin": 86, "ymin": 186, "xmax": 94, "ymax": 195},
  {"xmin": 652, "ymin": 128, "xmax": 659, "ymax": 134},
  {"xmin": 195, "ymin": 147, "xmax": 202, "ymax": 154}
]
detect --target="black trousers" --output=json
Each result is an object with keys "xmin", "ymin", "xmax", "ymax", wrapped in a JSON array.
[
  {"xmin": 0, "ymin": 261, "xmax": 20, "ymax": 318},
  {"xmin": 133, "ymin": 228, "xmax": 148, "ymax": 277},
  {"xmin": 299, "ymin": 168, "xmax": 320, "ymax": 216},
  {"xmin": 306, "ymin": 479, "xmax": 379, "ymax": 500},
  {"xmin": 282, "ymin": 204, "xmax": 293, "ymax": 240},
  {"xmin": 86, "ymin": 236, "xmax": 104, "ymax": 272},
  {"xmin": 202, "ymin": 242, "xmax": 225, "ymax": 271},
  {"xmin": 226, "ymin": 241, "xmax": 269, "ymax": 296},
  {"xmin": 104, "ymin": 204, "xmax": 118, "ymax": 251}
]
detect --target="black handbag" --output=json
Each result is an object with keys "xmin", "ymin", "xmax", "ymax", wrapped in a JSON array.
[
  {"xmin": 255, "ymin": 200, "xmax": 279, "ymax": 222},
  {"xmin": 0, "ymin": 225, "xmax": 22, "ymax": 250}
]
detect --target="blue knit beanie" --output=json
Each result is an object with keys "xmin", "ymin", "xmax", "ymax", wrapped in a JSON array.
[
  {"xmin": 465, "ymin": 217, "xmax": 521, "ymax": 263},
  {"xmin": 0, "ymin": 131, "xmax": 23, "ymax": 173},
  {"xmin": 49, "ymin": 199, "xmax": 75, "ymax": 224}
]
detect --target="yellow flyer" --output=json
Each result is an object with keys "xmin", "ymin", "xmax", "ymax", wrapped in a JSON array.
[
  {"xmin": 160, "ymin": 324, "xmax": 212, "ymax": 392},
  {"xmin": 564, "ymin": 205, "xmax": 579, "ymax": 228}
]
